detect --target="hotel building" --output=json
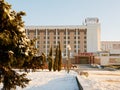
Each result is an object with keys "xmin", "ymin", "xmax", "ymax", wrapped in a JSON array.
[{"xmin": 25, "ymin": 18, "xmax": 101, "ymax": 63}]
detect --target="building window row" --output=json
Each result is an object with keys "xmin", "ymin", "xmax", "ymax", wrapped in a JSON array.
[
  {"xmin": 27, "ymin": 32, "xmax": 86, "ymax": 40},
  {"xmin": 34, "ymin": 36, "xmax": 82, "ymax": 39},
  {"xmin": 37, "ymin": 40, "xmax": 84, "ymax": 44},
  {"xmin": 27, "ymin": 30, "xmax": 84, "ymax": 36}
]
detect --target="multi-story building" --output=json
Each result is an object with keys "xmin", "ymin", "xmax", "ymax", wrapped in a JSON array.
[
  {"xmin": 25, "ymin": 18, "xmax": 101, "ymax": 63},
  {"xmin": 93, "ymin": 41, "xmax": 120, "ymax": 66},
  {"xmin": 101, "ymin": 41, "xmax": 120, "ymax": 55}
]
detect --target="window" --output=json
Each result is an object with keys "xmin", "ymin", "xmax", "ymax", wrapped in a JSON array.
[
  {"xmin": 47, "ymin": 41, "xmax": 49, "ymax": 44},
  {"xmin": 47, "ymin": 45, "xmax": 49, "ymax": 48},
  {"xmin": 68, "ymin": 41, "xmax": 70, "ymax": 44},
  {"xmin": 64, "ymin": 32, "xmax": 66, "ymax": 35},
  {"xmin": 64, "ymin": 45, "xmax": 66, "ymax": 48},
  {"xmin": 37, "ymin": 45, "xmax": 39, "ymax": 48},
  {"xmin": 74, "ymin": 45, "xmax": 76, "ymax": 48},
  {"xmin": 74, "ymin": 32, "xmax": 76, "ymax": 35},
  {"xmin": 44, "ymin": 41, "xmax": 46, "ymax": 44},
  {"xmin": 37, "ymin": 36, "xmax": 40, "ymax": 39},
  {"xmin": 74, "ymin": 37, "xmax": 76, "ymax": 39},
  {"xmin": 57, "ymin": 41, "xmax": 60, "ymax": 43},
  {"xmin": 64, "ymin": 53, "xmax": 66, "ymax": 56},
  {"xmin": 47, "ymin": 32, "xmax": 49, "ymax": 35},
  {"xmin": 64, "ymin": 37, "xmax": 66, "ymax": 39},
  {"xmin": 37, "ymin": 32, "xmax": 40, "ymax": 35},
  {"xmin": 44, "ymin": 32, "xmax": 46, "ymax": 35},
  {"xmin": 68, "ymin": 36, "xmax": 70, "ymax": 39},
  {"xmin": 74, "ymin": 50, "xmax": 76, "ymax": 52},
  {"xmin": 113, "ymin": 44, "xmax": 120, "ymax": 49},
  {"xmin": 54, "ymin": 41, "xmax": 56, "ymax": 44},
  {"xmin": 68, "ymin": 32, "xmax": 70, "ymax": 35}
]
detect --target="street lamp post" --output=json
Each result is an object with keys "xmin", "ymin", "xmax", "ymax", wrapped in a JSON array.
[{"xmin": 67, "ymin": 45, "xmax": 71, "ymax": 73}]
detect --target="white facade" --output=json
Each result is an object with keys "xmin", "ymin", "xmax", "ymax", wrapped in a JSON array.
[
  {"xmin": 101, "ymin": 41, "xmax": 120, "ymax": 54},
  {"xmin": 85, "ymin": 18, "xmax": 101, "ymax": 52}
]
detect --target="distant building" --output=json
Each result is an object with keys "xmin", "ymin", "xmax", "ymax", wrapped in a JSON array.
[
  {"xmin": 101, "ymin": 41, "xmax": 120, "ymax": 55},
  {"xmin": 93, "ymin": 41, "xmax": 120, "ymax": 66},
  {"xmin": 25, "ymin": 18, "xmax": 101, "ymax": 64}
]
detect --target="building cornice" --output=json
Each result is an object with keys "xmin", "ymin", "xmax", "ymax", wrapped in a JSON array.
[{"xmin": 25, "ymin": 25, "xmax": 87, "ymax": 30}]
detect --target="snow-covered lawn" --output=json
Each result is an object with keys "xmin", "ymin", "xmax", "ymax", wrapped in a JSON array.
[
  {"xmin": 22, "ymin": 70, "xmax": 79, "ymax": 90},
  {"xmin": 0, "ymin": 70, "xmax": 78, "ymax": 90},
  {"xmin": 78, "ymin": 70, "xmax": 120, "ymax": 90},
  {"xmin": 0, "ymin": 69, "xmax": 120, "ymax": 90}
]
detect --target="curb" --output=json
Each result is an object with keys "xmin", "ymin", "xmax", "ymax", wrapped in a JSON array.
[{"xmin": 75, "ymin": 76, "xmax": 83, "ymax": 90}]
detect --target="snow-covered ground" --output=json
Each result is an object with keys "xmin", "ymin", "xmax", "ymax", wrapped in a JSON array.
[
  {"xmin": 0, "ymin": 69, "xmax": 120, "ymax": 90},
  {"xmin": 0, "ymin": 70, "xmax": 79, "ymax": 90},
  {"xmin": 78, "ymin": 70, "xmax": 120, "ymax": 90}
]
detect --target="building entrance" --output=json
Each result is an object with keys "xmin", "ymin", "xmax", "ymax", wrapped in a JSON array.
[
  {"xmin": 79, "ymin": 57, "xmax": 89, "ymax": 64},
  {"xmin": 74, "ymin": 53, "xmax": 94, "ymax": 64}
]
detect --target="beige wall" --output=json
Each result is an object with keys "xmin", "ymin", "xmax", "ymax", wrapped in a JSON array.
[
  {"xmin": 25, "ymin": 20, "xmax": 100, "ymax": 57},
  {"xmin": 26, "ymin": 27, "xmax": 87, "ymax": 57}
]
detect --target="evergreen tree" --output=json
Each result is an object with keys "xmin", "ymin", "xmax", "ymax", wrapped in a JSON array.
[
  {"xmin": 47, "ymin": 56, "xmax": 53, "ymax": 71},
  {"xmin": 58, "ymin": 42, "xmax": 62, "ymax": 71},
  {"xmin": 53, "ymin": 45, "xmax": 59, "ymax": 71},
  {"xmin": 41, "ymin": 52, "xmax": 46, "ymax": 66},
  {"xmin": 49, "ymin": 45, "xmax": 52, "ymax": 56},
  {"xmin": 0, "ymin": 0, "xmax": 36, "ymax": 89},
  {"xmin": 40, "ymin": 52, "xmax": 46, "ymax": 70},
  {"xmin": 48, "ymin": 46, "xmax": 53, "ymax": 71}
]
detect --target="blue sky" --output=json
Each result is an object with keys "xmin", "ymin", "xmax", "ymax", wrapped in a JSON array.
[{"xmin": 6, "ymin": 0, "xmax": 120, "ymax": 41}]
